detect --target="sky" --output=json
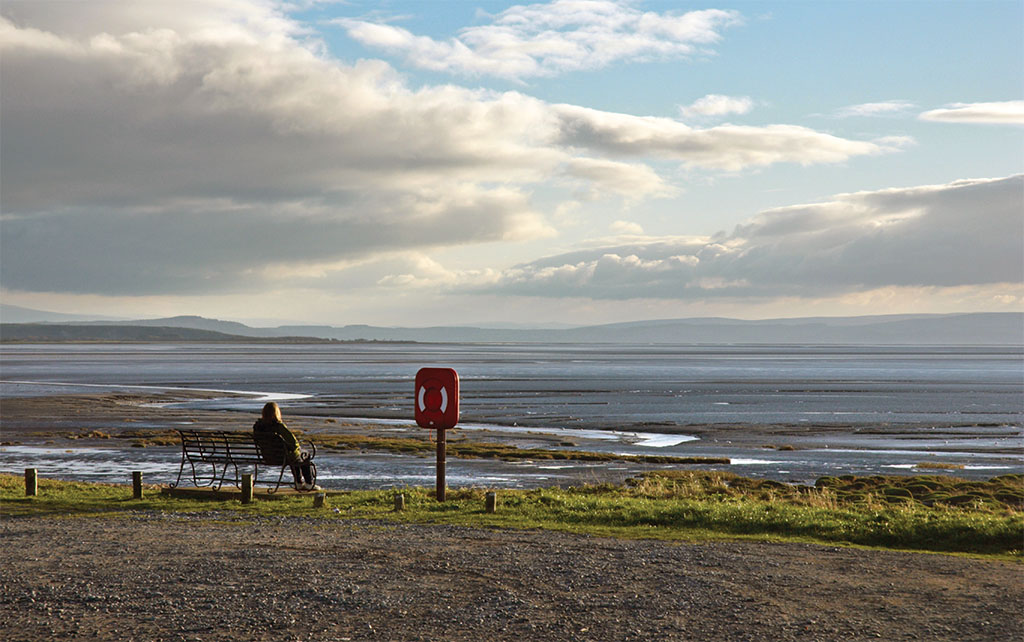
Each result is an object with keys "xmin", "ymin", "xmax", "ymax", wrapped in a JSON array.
[{"xmin": 1, "ymin": 0, "xmax": 1022, "ymax": 327}]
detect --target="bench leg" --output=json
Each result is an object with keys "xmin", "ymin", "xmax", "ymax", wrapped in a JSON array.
[
  {"xmin": 170, "ymin": 449, "xmax": 188, "ymax": 489},
  {"xmin": 214, "ymin": 460, "xmax": 232, "ymax": 491},
  {"xmin": 269, "ymin": 465, "xmax": 288, "ymax": 493}
]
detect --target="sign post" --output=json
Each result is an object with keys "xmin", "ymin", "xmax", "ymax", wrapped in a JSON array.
[
  {"xmin": 415, "ymin": 367, "xmax": 460, "ymax": 501},
  {"xmin": 436, "ymin": 426, "xmax": 446, "ymax": 502}
]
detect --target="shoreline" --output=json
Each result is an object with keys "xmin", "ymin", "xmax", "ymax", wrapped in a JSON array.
[{"xmin": 1, "ymin": 390, "xmax": 1021, "ymax": 489}]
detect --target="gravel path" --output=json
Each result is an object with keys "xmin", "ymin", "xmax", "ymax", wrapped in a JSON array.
[{"xmin": 1, "ymin": 513, "xmax": 1020, "ymax": 641}]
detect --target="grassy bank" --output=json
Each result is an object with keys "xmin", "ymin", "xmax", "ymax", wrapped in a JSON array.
[
  {"xmin": 1, "ymin": 472, "xmax": 1020, "ymax": 558},
  {"xmin": 85, "ymin": 429, "xmax": 731, "ymax": 465}
]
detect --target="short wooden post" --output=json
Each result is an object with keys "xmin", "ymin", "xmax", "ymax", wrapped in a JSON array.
[
  {"xmin": 485, "ymin": 491, "xmax": 497, "ymax": 514},
  {"xmin": 394, "ymin": 493, "xmax": 406, "ymax": 511},
  {"xmin": 241, "ymin": 473, "xmax": 254, "ymax": 504},
  {"xmin": 25, "ymin": 468, "xmax": 37, "ymax": 496},
  {"xmin": 313, "ymin": 492, "xmax": 326, "ymax": 508},
  {"xmin": 132, "ymin": 471, "xmax": 143, "ymax": 499}
]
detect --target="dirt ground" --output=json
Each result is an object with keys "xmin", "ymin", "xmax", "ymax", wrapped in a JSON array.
[{"xmin": 1, "ymin": 513, "xmax": 1021, "ymax": 642}]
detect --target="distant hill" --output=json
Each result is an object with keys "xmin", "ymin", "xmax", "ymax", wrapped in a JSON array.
[
  {"xmin": 0, "ymin": 324, "xmax": 334, "ymax": 343},
  {"xmin": 2, "ymin": 312, "xmax": 1020, "ymax": 345},
  {"xmin": 0, "ymin": 303, "xmax": 124, "ymax": 323},
  {"xmin": 264, "ymin": 312, "xmax": 1024, "ymax": 344}
]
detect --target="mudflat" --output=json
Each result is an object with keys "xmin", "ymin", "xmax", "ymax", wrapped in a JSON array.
[
  {"xmin": 3, "ymin": 391, "xmax": 1019, "ymax": 455},
  {"xmin": 1, "ymin": 513, "xmax": 1020, "ymax": 642}
]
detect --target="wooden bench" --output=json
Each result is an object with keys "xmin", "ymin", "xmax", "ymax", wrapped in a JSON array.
[{"xmin": 170, "ymin": 429, "xmax": 317, "ymax": 493}]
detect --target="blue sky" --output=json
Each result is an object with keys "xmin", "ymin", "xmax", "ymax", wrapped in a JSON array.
[{"xmin": 1, "ymin": 0, "xmax": 1021, "ymax": 326}]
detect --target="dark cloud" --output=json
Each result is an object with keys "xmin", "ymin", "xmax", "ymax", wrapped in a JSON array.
[{"xmin": 471, "ymin": 176, "xmax": 1024, "ymax": 300}]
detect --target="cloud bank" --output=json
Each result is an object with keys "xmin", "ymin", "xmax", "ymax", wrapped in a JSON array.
[
  {"xmin": 919, "ymin": 101, "xmax": 1024, "ymax": 124},
  {"xmin": 467, "ymin": 175, "xmax": 1024, "ymax": 300},
  {"xmin": 0, "ymin": 0, "xmax": 895, "ymax": 297},
  {"xmin": 335, "ymin": 1, "xmax": 741, "ymax": 80}
]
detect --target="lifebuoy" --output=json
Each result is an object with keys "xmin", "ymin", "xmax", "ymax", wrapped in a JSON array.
[
  {"xmin": 415, "ymin": 367, "xmax": 459, "ymax": 429},
  {"xmin": 417, "ymin": 380, "xmax": 449, "ymax": 414}
]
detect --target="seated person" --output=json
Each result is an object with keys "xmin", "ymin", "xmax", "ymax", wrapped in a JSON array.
[{"xmin": 253, "ymin": 401, "xmax": 319, "ymax": 491}]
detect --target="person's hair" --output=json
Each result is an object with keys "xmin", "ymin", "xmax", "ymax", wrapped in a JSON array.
[{"xmin": 261, "ymin": 401, "xmax": 282, "ymax": 422}]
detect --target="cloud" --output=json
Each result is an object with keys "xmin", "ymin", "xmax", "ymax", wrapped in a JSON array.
[
  {"xmin": 335, "ymin": 1, "xmax": 741, "ymax": 80},
  {"xmin": 831, "ymin": 100, "xmax": 916, "ymax": 118},
  {"xmin": 919, "ymin": 101, "xmax": 1024, "ymax": 124},
  {"xmin": 609, "ymin": 220, "xmax": 644, "ymax": 235},
  {"xmin": 679, "ymin": 94, "xmax": 754, "ymax": 119},
  {"xmin": 550, "ymin": 105, "xmax": 898, "ymax": 170},
  {"xmin": 468, "ymin": 175, "xmax": 1024, "ymax": 300},
  {"xmin": 0, "ymin": 1, "xmax": 903, "ymax": 297}
]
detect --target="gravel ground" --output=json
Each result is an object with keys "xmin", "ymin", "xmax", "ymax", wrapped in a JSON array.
[{"xmin": 0, "ymin": 513, "xmax": 1020, "ymax": 641}]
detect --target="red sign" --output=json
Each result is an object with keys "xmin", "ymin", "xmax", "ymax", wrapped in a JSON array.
[{"xmin": 415, "ymin": 367, "xmax": 459, "ymax": 429}]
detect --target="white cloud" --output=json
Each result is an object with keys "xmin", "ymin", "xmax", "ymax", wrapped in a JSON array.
[
  {"xmin": 831, "ymin": 100, "xmax": 916, "ymax": 118},
  {"xmin": 919, "ymin": 101, "xmax": 1024, "ymax": 124},
  {"xmin": 551, "ymin": 105, "xmax": 897, "ymax": 170},
  {"xmin": 563, "ymin": 157, "xmax": 677, "ymax": 200},
  {"xmin": 610, "ymin": 220, "xmax": 644, "ymax": 235},
  {"xmin": 335, "ymin": 1, "xmax": 741, "ymax": 80},
  {"xmin": 469, "ymin": 175, "xmax": 1024, "ymax": 300},
  {"xmin": 679, "ymin": 94, "xmax": 754, "ymax": 119}
]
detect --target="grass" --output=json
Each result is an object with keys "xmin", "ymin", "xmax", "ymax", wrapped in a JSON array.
[
  {"xmin": 312, "ymin": 434, "xmax": 728, "ymax": 464},
  {"xmin": 2, "ymin": 471, "xmax": 1020, "ymax": 559},
  {"xmin": 916, "ymin": 461, "xmax": 966, "ymax": 470},
  {"xmin": 91, "ymin": 428, "xmax": 731, "ymax": 464}
]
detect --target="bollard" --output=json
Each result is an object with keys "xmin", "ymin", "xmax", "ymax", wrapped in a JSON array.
[
  {"xmin": 394, "ymin": 493, "xmax": 406, "ymax": 512},
  {"xmin": 132, "ymin": 471, "xmax": 143, "ymax": 499},
  {"xmin": 313, "ymin": 492, "xmax": 326, "ymax": 508},
  {"xmin": 485, "ymin": 491, "xmax": 497, "ymax": 514},
  {"xmin": 241, "ymin": 473, "xmax": 254, "ymax": 504},
  {"xmin": 25, "ymin": 468, "xmax": 37, "ymax": 497}
]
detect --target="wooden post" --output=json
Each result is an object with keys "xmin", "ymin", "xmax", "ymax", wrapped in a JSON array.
[
  {"xmin": 313, "ymin": 492, "xmax": 326, "ymax": 508},
  {"xmin": 241, "ymin": 473, "xmax": 254, "ymax": 504},
  {"xmin": 25, "ymin": 468, "xmax": 37, "ymax": 496},
  {"xmin": 394, "ymin": 493, "xmax": 405, "ymax": 511},
  {"xmin": 485, "ymin": 491, "xmax": 497, "ymax": 514},
  {"xmin": 436, "ymin": 427, "xmax": 447, "ymax": 502},
  {"xmin": 132, "ymin": 471, "xmax": 143, "ymax": 499}
]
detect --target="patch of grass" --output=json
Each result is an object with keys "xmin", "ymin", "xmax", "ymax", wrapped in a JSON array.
[
  {"xmin": 310, "ymin": 434, "xmax": 730, "ymax": 465},
  {"xmin": 70, "ymin": 428, "xmax": 729, "ymax": 464},
  {"xmin": 916, "ymin": 462, "xmax": 966, "ymax": 470},
  {"xmin": 2, "ymin": 472, "xmax": 1020, "ymax": 558}
]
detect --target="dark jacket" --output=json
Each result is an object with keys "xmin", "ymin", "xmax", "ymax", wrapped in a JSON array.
[{"xmin": 252, "ymin": 417, "xmax": 302, "ymax": 464}]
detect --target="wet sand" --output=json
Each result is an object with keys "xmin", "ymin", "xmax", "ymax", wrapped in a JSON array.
[
  {"xmin": 2, "ymin": 390, "xmax": 1021, "ymax": 490},
  {"xmin": 2, "ymin": 390, "xmax": 1019, "ymax": 453}
]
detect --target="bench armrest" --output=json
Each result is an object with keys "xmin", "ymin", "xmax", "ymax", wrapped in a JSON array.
[{"xmin": 301, "ymin": 440, "xmax": 316, "ymax": 461}]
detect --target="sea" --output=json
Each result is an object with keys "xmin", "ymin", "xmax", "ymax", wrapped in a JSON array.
[{"xmin": 1, "ymin": 342, "xmax": 1022, "ymax": 488}]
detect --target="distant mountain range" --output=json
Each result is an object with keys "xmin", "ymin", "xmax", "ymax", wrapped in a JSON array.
[
  {"xmin": 0, "ymin": 323, "xmax": 338, "ymax": 343},
  {"xmin": 2, "ymin": 304, "xmax": 1021, "ymax": 344}
]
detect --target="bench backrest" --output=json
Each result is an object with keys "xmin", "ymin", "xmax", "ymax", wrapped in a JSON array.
[
  {"xmin": 252, "ymin": 431, "xmax": 289, "ymax": 465},
  {"xmin": 177, "ymin": 429, "xmax": 287, "ymax": 465}
]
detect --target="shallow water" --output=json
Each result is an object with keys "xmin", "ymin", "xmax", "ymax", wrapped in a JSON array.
[
  {"xmin": 3, "ymin": 342, "xmax": 1022, "ymax": 427},
  {"xmin": 1, "ymin": 342, "xmax": 1022, "ymax": 487}
]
